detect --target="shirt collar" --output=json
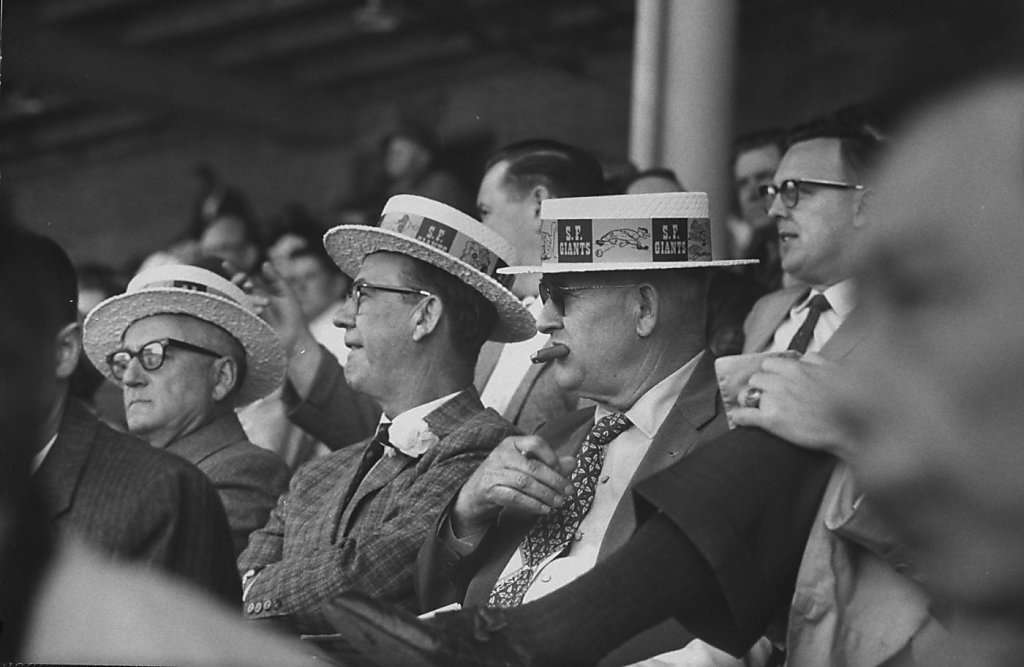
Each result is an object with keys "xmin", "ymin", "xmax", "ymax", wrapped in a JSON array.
[
  {"xmin": 795, "ymin": 279, "xmax": 857, "ymax": 319},
  {"xmin": 594, "ymin": 351, "xmax": 703, "ymax": 440},
  {"xmin": 380, "ymin": 390, "xmax": 461, "ymax": 458},
  {"xmin": 31, "ymin": 432, "xmax": 59, "ymax": 475}
]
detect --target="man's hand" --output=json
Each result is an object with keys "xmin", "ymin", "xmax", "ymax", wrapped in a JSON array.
[
  {"xmin": 731, "ymin": 354, "xmax": 854, "ymax": 460},
  {"xmin": 227, "ymin": 260, "xmax": 323, "ymax": 399},
  {"xmin": 451, "ymin": 436, "xmax": 576, "ymax": 536}
]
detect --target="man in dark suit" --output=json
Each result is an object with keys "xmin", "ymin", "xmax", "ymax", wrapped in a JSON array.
[
  {"xmin": 417, "ymin": 191, "xmax": 758, "ymax": 664},
  {"xmin": 24, "ymin": 231, "xmax": 240, "ymax": 605},
  {"xmin": 236, "ymin": 194, "xmax": 535, "ymax": 634},
  {"xmin": 472, "ymin": 140, "xmax": 607, "ymax": 432}
]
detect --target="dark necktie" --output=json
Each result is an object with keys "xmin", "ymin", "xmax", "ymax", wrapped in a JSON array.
[
  {"xmin": 488, "ymin": 412, "xmax": 633, "ymax": 607},
  {"xmin": 786, "ymin": 293, "xmax": 831, "ymax": 354},
  {"xmin": 340, "ymin": 423, "xmax": 391, "ymax": 511}
]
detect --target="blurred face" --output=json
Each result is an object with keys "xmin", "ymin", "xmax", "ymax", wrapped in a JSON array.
[
  {"xmin": 734, "ymin": 143, "xmax": 781, "ymax": 228},
  {"xmin": 477, "ymin": 161, "xmax": 542, "ymax": 265},
  {"xmin": 284, "ymin": 255, "xmax": 347, "ymax": 320},
  {"xmin": 535, "ymin": 274, "xmax": 639, "ymax": 404},
  {"xmin": 837, "ymin": 94, "xmax": 1024, "ymax": 614},
  {"xmin": 199, "ymin": 216, "xmax": 259, "ymax": 273},
  {"xmin": 120, "ymin": 314, "xmax": 232, "ymax": 446},
  {"xmin": 384, "ymin": 136, "xmax": 428, "ymax": 180},
  {"xmin": 267, "ymin": 233, "xmax": 309, "ymax": 274},
  {"xmin": 332, "ymin": 252, "xmax": 424, "ymax": 403},
  {"xmin": 769, "ymin": 138, "xmax": 861, "ymax": 288}
]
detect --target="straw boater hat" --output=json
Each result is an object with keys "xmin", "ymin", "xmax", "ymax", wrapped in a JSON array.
[
  {"xmin": 500, "ymin": 191, "xmax": 758, "ymax": 274},
  {"xmin": 323, "ymin": 194, "xmax": 535, "ymax": 343},
  {"xmin": 83, "ymin": 264, "xmax": 286, "ymax": 406}
]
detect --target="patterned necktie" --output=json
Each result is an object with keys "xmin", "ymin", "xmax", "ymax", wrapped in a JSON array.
[
  {"xmin": 786, "ymin": 293, "xmax": 831, "ymax": 354},
  {"xmin": 488, "ymin": 412, "xmax": 633, "ymax": 607}
]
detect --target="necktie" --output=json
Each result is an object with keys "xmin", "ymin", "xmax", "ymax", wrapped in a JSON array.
[
  {"xmin": 339, "ymin": 423, "xmax": 391, "ymax": 512},
  {"xmin": 488, "ymin": 412, "xmax": 633, "ymax": 608},
  {"xmin": 786, "ymin": 293, "xmax": 831, "ymax": 354}
]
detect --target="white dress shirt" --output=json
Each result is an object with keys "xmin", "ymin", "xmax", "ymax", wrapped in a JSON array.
[
  {"xmin": 479, "ymin": 297, "xmax": 547, "ymax": 415},
  {"xmin": 493, "ymin": 354, "xmax": 702, "ymax": 603},
  {"xmin": 767, "ymin": 280, "xmax": 856, "ymax": 354}
]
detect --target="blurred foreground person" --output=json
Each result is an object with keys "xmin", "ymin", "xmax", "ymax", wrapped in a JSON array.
[
  {"xmin": 83, "ymin": 264, "xmax": 292, "ymax": 556},
  {"xmin": 237, "ymin": 195, "xmax": 531, "ymax": 634},
  {"xmin": 0, "ymin": 226, "xmax": 319, "ymax": 666},
  {"xmin": 317, "ymin": 77, "xmax": 1024, "ymax": 667}
]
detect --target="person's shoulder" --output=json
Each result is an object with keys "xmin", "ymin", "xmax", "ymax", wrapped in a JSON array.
[
  {"xmin": 435, "ymin": 407, "xmax": 518, "ymax": 457},
  {"xmin": 88, "ymin": 420, "xmax": 210, "ymax": 487},
  {"xmin": 209, "ymin": 437, "xmax": 290, "ymax": 478}
]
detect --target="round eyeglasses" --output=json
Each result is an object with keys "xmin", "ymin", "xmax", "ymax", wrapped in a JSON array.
[
  {"xmin": 759, "ymin": 178, "xmax": 864, "ymax": 213},
  {"xmin": 106, "ymin": 338, "xmax": 223, "ymax": 380},
  {"xmin": 347, "ymin": 278, "xmax": 434, "ymax": 315}
]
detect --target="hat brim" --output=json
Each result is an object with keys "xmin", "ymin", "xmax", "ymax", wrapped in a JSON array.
[
  {"xmin": 500, "ymin": 258, "xmax": 760, "ymax": 275},
  {"xmin": 324, "ymin": 226, "xmax": 536, "ymax": 343},
  {"xmin": 83, "ymin": 290, "xmax": 286, "ymax": 406}
]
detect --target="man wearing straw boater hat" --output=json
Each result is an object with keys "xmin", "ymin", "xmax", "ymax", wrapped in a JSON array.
[
  {"xmin": 83, "ymin": 264, "xmax": 292, "ymax": 556},
  {"xmin": 235, "ymin": 194, "xmax": 532, "ymax": 634},
  {"xmin": 413, "ymin": 191, "xmax": 757, "ymax": 663}
]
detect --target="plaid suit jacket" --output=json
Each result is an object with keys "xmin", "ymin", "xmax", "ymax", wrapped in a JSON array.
[
  {"xmin": 238, "ymin": 387, "xmax": 517, "ymax": 634},
  {"xmin": 37, "ymin": 399, "xmax": 241, "ymax": 605}
]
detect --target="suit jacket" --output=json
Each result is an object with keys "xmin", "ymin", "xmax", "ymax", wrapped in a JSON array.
[
  {"xmin": 37, "ymin": 399, "xmax": 240, "ymax": 605},
  {"xmin": 474, "ymin": 340, "xmax": 579, "ymax": 433},
  {"xmin": 238, "ymin": 388, "xmax": 517, "ymax": 634},
  {"xmin": 165, "ymin": 412, "xmax": 291, "ymax": 557},
  {"xmin": 418, "ymin": 352, "xmax": 729, "ymax": 664}
]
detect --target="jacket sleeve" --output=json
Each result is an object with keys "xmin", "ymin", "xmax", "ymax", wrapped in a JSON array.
[
  {"xmin": 241, "ymin": 448, "xmax": 491, "ymax": 633},
  {"xmin": 207, "ymin": 449, "xmax": 292, "ymax": 558},
  {"xmin": 281, "ymin": 344, "xmax": 380, "ymax": 450}
]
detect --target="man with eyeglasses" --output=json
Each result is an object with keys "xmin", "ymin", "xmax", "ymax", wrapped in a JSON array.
[
  {"xmin": 235, "ymin": 195, "xmax": 534, "ymax": 635},
  {"xmin": 83, "ymin": 263, "xmax": 292, "ymax": 558},
  {"xmin": 414, "ymin": 191, "xmax": 760, "ymax": 664},
  {"xmin": 22, "ymin": 232, "xmax": 241, "ymax": 605}
]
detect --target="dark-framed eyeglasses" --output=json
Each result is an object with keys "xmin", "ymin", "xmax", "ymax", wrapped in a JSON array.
[
  {"xmin": 538, "ymin": 278, "xmax": 640, "ymax": 315},
  {"xmin": 347, "ymin": 278, "xmax": 434, "ymax": 314},
  {"xmin": 106, "ymin": 338, "xmax": 223, "ymax": 380},
  {"xmin": 759, "ymin": 178, "xmax": 864, "ymax": 213}
]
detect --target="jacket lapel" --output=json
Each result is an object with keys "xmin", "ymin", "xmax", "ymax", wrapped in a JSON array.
[
  {"xmin": 598, "ymin": 352, "xmax": 724, "ymax": 558},
  {"xmin": 36, "ymin": 400, "xmax": 99, "ymax": 520},
  {"xmin": 473, "ymin": 342, "xmax": 503, "ymax": 392},
  {"xmin": 819, "ymin": 306, "xmax": 870, "ymax": 361},
  {"xmin": 746, "ymin": 286, "xmax": 808, "ymax": 353}
]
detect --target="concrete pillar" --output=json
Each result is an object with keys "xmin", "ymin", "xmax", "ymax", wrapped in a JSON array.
[{"xmin": 629, "ymin": 0, "xmax": 737, "ymax": 258}]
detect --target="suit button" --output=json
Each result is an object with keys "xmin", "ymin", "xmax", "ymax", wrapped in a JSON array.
[
  {"xmin": 263, "ymin": 600, "xmax": 273, "ymax": 611},
  {"xmin": 254, "ymin": 601, "xmax": 264, "ymax": 613},
  {"xmin": 246, "ymin": 602, "xmax": 255, "ymax": 614}
]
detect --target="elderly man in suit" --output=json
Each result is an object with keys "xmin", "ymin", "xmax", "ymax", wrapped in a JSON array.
[
  {"xmin": 472, "ymin": 139, "xmax": 607, "ymax": 431},
  {"xmin": 21, "ymin": 230, "xmax": 240, "ymax": 605},
  {"xmin": 416, "ymin": 191, "xmax": 757, "ymax": 664},
  {"xmin": 236, "ymin": 195, "xmax": 533, "ymax": 634},
  {"xmin": 83, "ymin": 264, "xmax": 292, "ymax": 556}
]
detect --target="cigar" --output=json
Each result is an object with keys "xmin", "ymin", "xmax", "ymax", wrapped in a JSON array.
[{"xmin": 531, "ymin": 343, "xmax": 570, "ymax": 364}]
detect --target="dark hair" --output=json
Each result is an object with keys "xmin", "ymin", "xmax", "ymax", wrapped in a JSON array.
[
  {"xmin": 289, "ymin": 243, "xmax": 346, "ymax": 279},
  {"xmin": 623, "ymin": 167, "xmax": 685, "ymax": 192},
  {"xmin": 265, "ymin": 203, "xmax": 326, "ymax": 252},
  {"xmin": 5, "ymin": 229, "xmax": 79, "ymax": 332},
  {"xmin": 401, "ymin": 257, "xmax": 497, "ymax": 365},
  {"xmin": 732, "ymin": 128, "xmax": 786, "ymax": 170},
  {"xmin": 76, "ymin": 263, "xmax": 125, "ymax": 301},
  {"xmin": 485, "ymin": 139, "xmax": 606, "ymax": 199},
  {"xmin": 784, "ymin": 111, "xmax": 886, "ymax": 183}
]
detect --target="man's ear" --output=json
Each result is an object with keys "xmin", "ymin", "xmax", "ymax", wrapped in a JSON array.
[
  {"xmin": 411, "ymin": 295, "xmax": 444, "ymax": 342},
  {"xmin": 210, "ymin": 356, "xmax": 239, "ymax": 402},
  {"xmin": 634, "ymin": 283, "xmax": 659, "ymax": 338},
  {"xmin": 530, "ymin": 184, "xmax": 551, "ymax": 219},
  {"xmin": 55, "ymin": 322, "xmax": 82, "ymax": 380}
]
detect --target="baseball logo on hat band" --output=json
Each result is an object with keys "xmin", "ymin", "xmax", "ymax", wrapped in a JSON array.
[
  {"xmin": 378, "ymin": 210, "xmax": 513, "ymax": 289},
  {"xmin": 324, "ymin": 194, "xmax": 535, "ymax": 343},
  {"xmin": 501, "ymin": 192, "xmax": 759, "ymax": 275}
]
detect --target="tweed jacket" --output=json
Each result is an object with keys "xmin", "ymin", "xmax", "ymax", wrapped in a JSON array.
[
  {"xmin": 418, "ymin": 352, "xmax": 729, "ymax": 665},
  {"xmin": 474, "ymin": 340, "xmax": 579, "ymax": 433},
  {"xmin": 165, "ymin": 412, "xmax": 291, "ymax": 557},
  {"xmin": 37, "ymin": 399, "xmax": 240, "ymax": 604},
  {"xmin": 238, "ymin": 388, "xmax": 517, "ymax": 634},
  {"xmin": 282, "ymin": 344, "xmax": 381, "ymax": 450}
]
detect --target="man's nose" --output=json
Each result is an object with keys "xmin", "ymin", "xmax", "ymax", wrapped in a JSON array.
[
  {"xmin": 121, "ymin": 357, "xmax": 146, "ymax": 386},
  {"xmin": 535, "ymin": 297, "xmax": 563, "ymax": 334},
  {"xmin": 333, "ymin": 295, "xmax": 356, "ymax": 329},
  {"xmin": 767, "ymin": 191, "xmax": 788, "ymax": 219}
]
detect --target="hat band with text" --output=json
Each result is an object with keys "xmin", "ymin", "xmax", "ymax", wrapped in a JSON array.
[
  {"xmin": 540, "ymin": 218, "xmax": 713, "ymax": 265},
  {"xmin": 143, "ymin": 279, "xmax": 241, "ymax": 304},
  {"xmin": 379, "ymin": 210, "xmax": 511, "ymax": 282}
]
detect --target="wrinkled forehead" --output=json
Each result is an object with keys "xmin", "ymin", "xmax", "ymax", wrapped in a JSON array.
[{"xmin": 775, "ymin": 137, "xmax": 846, "ymax": 182}]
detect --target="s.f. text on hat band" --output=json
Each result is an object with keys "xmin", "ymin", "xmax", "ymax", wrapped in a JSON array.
[
  {"xmin": 541, "ymin": 217, "xmax": 711, "ymax": 264},
  {"xmin": 377, "ymin": 210, "xmax": 507, "ymax": 280}
]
